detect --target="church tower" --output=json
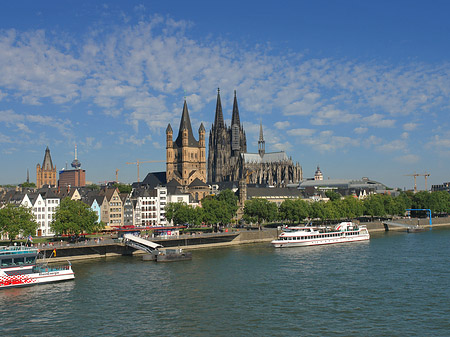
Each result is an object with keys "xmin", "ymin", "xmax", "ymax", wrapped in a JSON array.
[
  {"xmin": 36, "ymin": 146, "xmax": 57, "ymax": 188},
  {"xmin": 166, "ymin": 99, "xmax": 206, "ymax": 187},
  {"xmin": 258, "ymin": 121, "xmax": 265, "ymax": 157},
  {"xmin": 208, "ymin": 89, "xmax": 246, "ymax": 183}
]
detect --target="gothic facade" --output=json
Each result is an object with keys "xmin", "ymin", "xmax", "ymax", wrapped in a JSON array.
[
  {"xmin": 208, "ymin": 90, "xmax": 302, "ymax": 187},
  {"xmin": 166, "ymin": 100, "xmax": 209, "ymax": 201},
  {"xmin": 36, "ymin": 146, "xmax": 57, "ymax": 188},
  {"xmin": 207, "ymin": 89, "xmax": 247, "ymax": 183}
]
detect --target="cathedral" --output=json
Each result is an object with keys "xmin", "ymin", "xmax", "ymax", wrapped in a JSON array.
[
  {"xmin": 207, "ymin": 89, "xmax": 247, "ymax": 183},
  {"xmin": 36, "ymin": 146, "xmax": 57, "ymax": 188},
  {"xmin": 208, "ymin": 89, "xmax": 302, "ymax": 187}
]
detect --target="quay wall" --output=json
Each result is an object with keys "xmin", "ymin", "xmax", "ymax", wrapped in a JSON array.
[{"xmin": 42, "ymin": 219, "xmax": 450, "ymax": 262}]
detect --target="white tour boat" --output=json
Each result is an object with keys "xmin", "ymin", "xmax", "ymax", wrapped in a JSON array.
[
  {"xmin": 271, "ymin": 221, "xmax": 370, "ymax": 248},
  {"xmin": 0, "ymin": 246, "xmax": 74, "ymax": 289}
]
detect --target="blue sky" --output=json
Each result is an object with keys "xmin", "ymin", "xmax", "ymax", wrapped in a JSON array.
[{"xmin": 1, "ymin": 1, "xmax": 449, "ymax": 189}]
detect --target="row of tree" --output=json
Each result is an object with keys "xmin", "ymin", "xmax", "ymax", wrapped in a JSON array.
[
  {"xmin": 0, "ymin": 198, "xmax": 103, "ymax": 242},
  {"xmin": 165, "ymin": 190, "xmax": 239, "ymax": 227},
  {"xmin": 245, "ymin": 191, "xmax": 450, "ymax": 225}
]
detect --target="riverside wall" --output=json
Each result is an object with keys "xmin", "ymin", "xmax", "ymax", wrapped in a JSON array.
[{"xmin": 43, "ymin": 218, "xmax": 450, "ymax": 262}]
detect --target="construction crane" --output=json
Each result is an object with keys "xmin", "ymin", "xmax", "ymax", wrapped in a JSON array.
[
  {"xmin": 405, "ymin": 173, "xmax": 431, "ymax": 192},
  {"xmin": 405, "ymin": 173, "xmax": 419, "ymax": 193},
  {"xmin": 115, "ymin": 169, "xmax": 119, "ymax": 183},
  {"xmin": 126, "ymin": 160, "xmax": 165, "ymax": 183}
]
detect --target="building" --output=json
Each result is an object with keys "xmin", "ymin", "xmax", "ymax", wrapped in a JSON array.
[
  {"xmin": 36, "ymin": 146, "xmax": 57, "ymax": 188},
  {"xmin": 208, "ymin": 89, "xmax": 247, "ymax": 183},
  {"xmin": 131, "ymin": 186, "xmax": 168, "ymax": 226},
  {"xmin": 207, "ymin": 90, "xmax": 302, "ymax": 187},
  {"xmin": 58, "ymin": 145, "xmax": 86, "ymax": 188},
  {"xmin": 431, "ymin": 182, "xmax": 450, "ymax": 193},
  {"xmin": 166, "ymin": 99, "xmax": 209, "ymax": 202}
]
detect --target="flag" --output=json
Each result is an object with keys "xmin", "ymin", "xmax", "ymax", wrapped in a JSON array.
[
  {"xmin": 53, "ymin": 249, "xmax": 56, "ymax": 257},
  {"xmin": 28, "ymin": 235, "xmax": 33, "ymax": 242}
]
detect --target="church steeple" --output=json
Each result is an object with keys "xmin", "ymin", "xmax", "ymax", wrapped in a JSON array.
[
  {"xmin": 42, "ymin": 146, "xmax": 54, "ymax": 170},
  {"xmin": 214, "ymin": 88, "xmax": 224, "ymax": 129},
  {"xmin": 258, "ymin": 122, "xmax": 265, "ymax": 157},
  {"xmin": 175, "ymin": 99, "xmax": 198, "ymax": 147},
  {"xmin": 231, "ymin": 90, "xmax": 240, "ymax": 127}
]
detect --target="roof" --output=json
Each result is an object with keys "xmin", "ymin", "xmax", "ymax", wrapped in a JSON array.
[
  {"xmin": 243, "ymin": 151, "xmax": 289, "ymax": 164},
  {"xmin": 42, "ymin": 146, "xmax": 54, "ymax": 170},
  {"xmin": 141, "ymin": 171, "xmax": 167, "ymax": 189},
  {"xmin": 299, "ymin": 178, "xmax": 387, "ymax": 190},
  {"xmin": 174, "ymin": 100, "xmax": 199, "ymax": 148},
  {"xmin": 189, "ymin": 178, "xmax": 209, "ymax": 188},
  {"xmin": 247, "ymin": 187, "xmax": 303, "ymax": 199}
]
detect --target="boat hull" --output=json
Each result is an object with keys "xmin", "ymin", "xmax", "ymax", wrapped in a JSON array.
[
  {"xmin": 0, "ymin": 268, "xmax": 75, "ymax": 289},
  {"xmin": 272, "ymin": 235, "xmax": 369, "ymax": 248}
]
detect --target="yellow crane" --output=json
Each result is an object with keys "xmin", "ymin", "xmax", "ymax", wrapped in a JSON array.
[
  {"xmin": 126, "ymin": 160, "xmax": 165, "ymax": 183},
  {"xmin": 405, "ymin": 172, "xmax": 431, "ymax": 192}
]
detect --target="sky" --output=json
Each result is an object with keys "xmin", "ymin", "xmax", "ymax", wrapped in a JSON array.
[{"xmin": 0, "ymin": 0, "xmax": 449, "ymax": 190}]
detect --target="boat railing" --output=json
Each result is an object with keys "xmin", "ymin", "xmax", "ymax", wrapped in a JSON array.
[{"xmin": 34, "ymin": 263, "xmax": 72, "ymax": 273}]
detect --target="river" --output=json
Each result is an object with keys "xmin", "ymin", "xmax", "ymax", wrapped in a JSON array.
[{"xmin": 1, "ymin": 228, "xmax": 449, "ymax": 336}]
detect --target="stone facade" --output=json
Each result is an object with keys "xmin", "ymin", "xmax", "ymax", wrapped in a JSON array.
[
  {"xmin": 166, "ymin": 100, "xmax": 209, "ymax": 201},
  {"xmin": 208, "ymin": 89, "xmax": 247, "ymax": 183},
  {"xmin": 36, "ymin": 147, "xmax": 57, "ymax": 188},
  {"xmin": 207, "ymin": 90, "xmax": 302, "ymax": 187}
]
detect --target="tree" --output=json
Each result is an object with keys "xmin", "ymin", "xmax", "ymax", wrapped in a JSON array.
[
  {"xmin": 0, "ymin": 204, "xmax": 38, "ymax": 241},
  {"xmin": 216, "ymin": 189, "xmax": 239, "ymax": 221},
  {"xmin": 113, "ymin": 183, "xmax": 132, "ymax": 194},
  {"xmin": 51, "ymin": 198, "xmax": 103, "ymax": 235},
  {"xmin": 243, "ymin": 198, "xmax": 278, "ymax": 226},
  {"xmin": 20, "ymin": 182, "xmax": 36, "ymax": 188},
  {"xmin": 325, "ymin": 190, "xmax": 341, "ymax": 201},
  {"xmin": 165, "ymin": 202, "xmax": 200, "ymax": 226}
]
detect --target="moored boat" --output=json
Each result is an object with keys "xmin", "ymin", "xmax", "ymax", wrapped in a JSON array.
[
  {"xmin": 0, "ymin": 246, "xmax": 74, "ymax": 289},
  {"xmin": 271, "ymin": 221, "xmax": 370, "ymax": 248}
]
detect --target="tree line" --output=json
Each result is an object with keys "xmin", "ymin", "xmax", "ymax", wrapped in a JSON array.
[{"xmin": 166, "ymin": 190, "xmax": 450, "ymax": 227}]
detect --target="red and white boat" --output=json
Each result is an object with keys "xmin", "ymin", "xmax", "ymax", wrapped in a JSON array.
[
  {"xmin": 0, "ymin": 246, "xmax": 74, "ymax": 289},
  {"xmin": 271, "ymin": 221, "xmax": 370, "ymax": 248}
]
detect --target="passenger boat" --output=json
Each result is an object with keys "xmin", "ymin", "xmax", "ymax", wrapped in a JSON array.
[
  {"xmin": 0, "ymin": 246, "xmax": 74, "ymax": 289},
  {"xmin": 271, "ymin": 221, "xmax": 370, "ymax": 248}
]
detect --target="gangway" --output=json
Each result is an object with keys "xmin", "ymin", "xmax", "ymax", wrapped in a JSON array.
[{"xmin": 123, "ymin": 234, "xmax": 163, "ymax": 254}]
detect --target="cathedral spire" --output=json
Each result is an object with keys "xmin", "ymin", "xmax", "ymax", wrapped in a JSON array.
[
  {"xmin": 258, "ymin": 122, "xmax": 265, "ymax": 157},
  {"xmin": 175, "ymin": 99, "xmax": 198, "ymax": 147},
  {"xmin": 231, "ymin": 90, "xmax": 240, "ymax": 126},
  {"xmin": 214, "ymin": 88, "xmax": 224, "ymax": 129}
]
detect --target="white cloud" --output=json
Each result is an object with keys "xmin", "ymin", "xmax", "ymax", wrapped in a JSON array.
[
  {"xmin": 287, "ymin": 128, "xmax": 316, "ymax": 137},
  {"xmin": 361, "ymin": 114, "xmax": 395, "ymax": 128},
  {"xmin": 403, "ymin": 122, "xmax": 418, "ymax": 131},
  {"xmin": 395, "ymin": 154, "xmax": 419, "ymax": 164},
  {"xmin": 354, "ymin": 127, "xmax": 368, "ymax": 134},
  {"xmin": 274, "ymin": 121, "xmax": 290, "ymax": 129}
]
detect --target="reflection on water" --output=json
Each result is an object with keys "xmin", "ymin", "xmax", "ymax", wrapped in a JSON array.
[{"xmin": 1, "ymin": 228, "xmax": 449, "ymax": 336}]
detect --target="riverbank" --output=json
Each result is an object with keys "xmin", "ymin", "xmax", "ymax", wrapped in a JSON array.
[{"xmin": 42, "ymin": 221, "xmax": 450, "ymax": 262}]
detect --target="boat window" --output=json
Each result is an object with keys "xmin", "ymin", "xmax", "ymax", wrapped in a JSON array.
[
  {"xmin": 26, "ymin": 256, "xmax": 36, "ymax": 264},
  {"xmin": 14, "ymin": 257, "xmax": 25, "ymax": 265},
  {"xmin": 1, "ymin": 258, "xmax": 13, "ymax": 266}
]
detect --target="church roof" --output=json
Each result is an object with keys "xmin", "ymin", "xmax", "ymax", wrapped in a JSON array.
[
  {"xmin": 42, "ymin": 146, "xmax": 54, "ymax": 170},
  {"xmin": 141, "ymin": 171, "xmax": 167, "ymax": 189},
  {"xmin": 189, "ymin": 178, "xmax": 209, "ymax": 187},
  {"xmin": 242, "ymin": 151, "xmax": 289, "ymax": 164},
  {"xmin": 175, "ymin": 100, "xmax": 199, "ymax": 147}
]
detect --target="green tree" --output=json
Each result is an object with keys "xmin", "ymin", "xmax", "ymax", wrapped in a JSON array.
[
  {"xmin": 216, "ymin": 189, "xmax": 239, "ymax": 221},
  {"xmin": 0, "ymin": 204, "xmax": 38, "ymax": 241},
  {"xmin": 113, "ymin": 183, "xmax": 132, "ymax": 194},
  {"xmin": 51, "ymin": 198, "xmax": 103, "ymax": 235},
  {"xmin": 243, "ymin": 198, "xmax": 278, "ymax": 226},
  {"xmin": 325, "ymin": 190, "xmax": 341, "ymax": 201},
  {"xmin": 165, "ymin": 202, "xmax": 200, "ymax": 226},
  {"xmin": 20, "ymin": 182, "xmax": 36, "ymax": 188}
]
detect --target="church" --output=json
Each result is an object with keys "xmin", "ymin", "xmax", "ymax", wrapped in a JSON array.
[
  {"xmin": 165, "ymin": 99, "xmax": 209, "ymax": 202},
  {"xmin": 208, "ymin": 89, "xmax": 302, "ymax": 187}
]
